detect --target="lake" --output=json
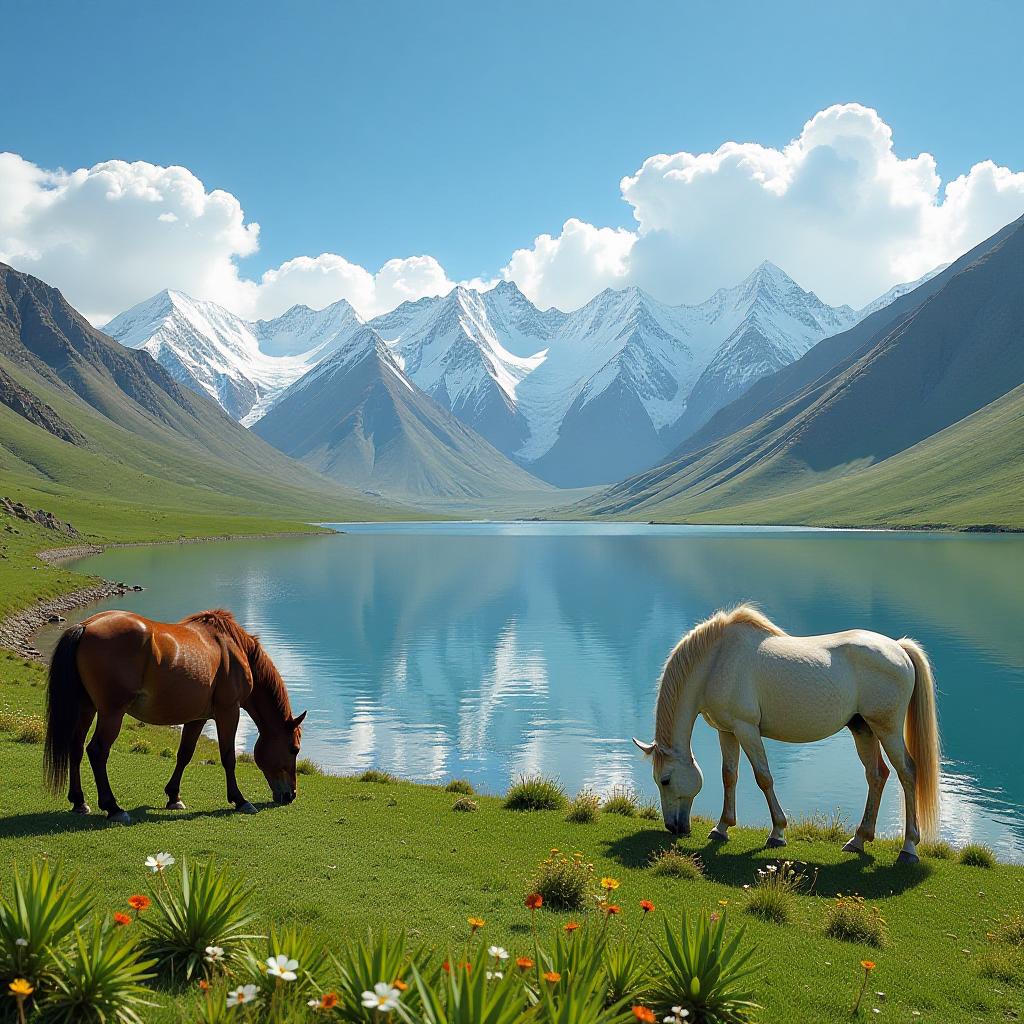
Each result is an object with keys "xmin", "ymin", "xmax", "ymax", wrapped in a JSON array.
[{"xmin": 55, "ymin": 523, "xmax": 1024, "ymax": 858}]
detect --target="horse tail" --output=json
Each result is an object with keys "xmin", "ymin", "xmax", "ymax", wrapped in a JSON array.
[
  {"xmin": 44, "ymin": 624, "xmax": 87, "ymax": 795},
  {"xmin": 898, "ymin": 637, "xmax": 941, "ymax": 840}
]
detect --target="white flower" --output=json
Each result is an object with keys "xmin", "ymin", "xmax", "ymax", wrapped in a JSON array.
[
  {"xmin": 226, "ymin": 984, "xmax": 259, "ymax": 1007},
  {"xmin": 205, "ymin": 945, "xmax": 225, "ymax": 963},
  {"xmin": 145, "ymin": 852, "xmax": 175, "ymax": 873},
  {"xmin": 266, "ymin": 954, "xmax": 298, "ymax": 981},
  {"xmin": 15, "ymin": 938, "xmax": 28, "ymax": 947},
  {"xmin": 361, "ymin": 982, "xmax": 402, "ymax": 1012},
  {"xmin": 486, "ymin": 970, "xmax": 504, "ymax": 980},
  {"xmin": 488, "ymin": 945, "xmax": 509, "ymax": 960}
]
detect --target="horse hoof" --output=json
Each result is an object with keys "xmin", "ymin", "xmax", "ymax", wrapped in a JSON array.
[
  {"xmin": 709, "ymin": 828, "xmax": 729, "ymax": 842},
  {"xmin": 896, "ymin": 850, "xmax": 920, "ymax": 865},
  {"xmin": 842, "ymin": 838, "xmax": 865, "ymax": 853},
  {"xmin": 765, "ymin": 835, "xmax": 787, "ymax": 848},
  {"xmin": 107, "ymin": 810, "xmax": 132, "ymax": 825},
  {"xmin": 70, "ymin": 804, "xmax": 91, "ymax": 816},
  {"xmin": 235, "ymin": 801, "xmax": 257, "ymax": 815},
  {"xmin": 165, "ymin": 800, "xmax": 186, "ymax": 811}
]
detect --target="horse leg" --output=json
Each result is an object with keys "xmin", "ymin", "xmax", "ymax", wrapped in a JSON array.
[
  {"xmin": 214, "ymin": 705, "xmax": 256, "ymax": 814},
  {"xmin": 164, "ymin": 719, "xmax": 206, "ymax": 810},
  {"xmin": 843, "ymin": 724, "xmax": 889, "ymax": 853},
  {"xmin": 710, "ymin": 731, "xmax": 740, "ymax": 842},
  {"xmin": 875, "ymin": 726, "xmax": 920, "ymax": 864},
  {"xmin": 68, "ymin": 702, "xmax": 96, "ymax": 815},
  {"xmin": 86, "ymin": 710, "xmax": 131, "ymax": 823},
  {"xmin": 735, "ymin": 725, "xmax": 788, "ymax": 847}
]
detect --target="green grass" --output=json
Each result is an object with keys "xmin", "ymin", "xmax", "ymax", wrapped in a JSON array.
[
  {"xmin": 503, "ymin": 774, "xmax": 567, "ymax": 812},
  {"xmin": 960, "ymin": 843, "xmax": 998, "ymax": 868}
]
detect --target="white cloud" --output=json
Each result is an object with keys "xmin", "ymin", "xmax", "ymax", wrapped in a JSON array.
[
  {"xmin": 504, "ymin": 103, "xmax": 1024, "ymax": 309},
  {"xmin": 2, "ymin": 104, "xmax": 1023, "ymax": 324}
]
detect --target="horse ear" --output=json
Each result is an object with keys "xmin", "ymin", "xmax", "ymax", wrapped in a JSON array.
[
  {"xmin": 632, "ymin": 737, "xmax": 657, "ymax": 757},
  {"xmin": 291, "ymin": 710, "xmax": 308, "ymax": 729}
]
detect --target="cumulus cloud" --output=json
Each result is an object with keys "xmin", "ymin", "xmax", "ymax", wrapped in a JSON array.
[
  {"xmin": 2, "ymin": 104, "xmax": 1023, "ymax": 323},
  {"xmin": 504, "ymin": 103, "xmax": 1024, "ymax": 309}
]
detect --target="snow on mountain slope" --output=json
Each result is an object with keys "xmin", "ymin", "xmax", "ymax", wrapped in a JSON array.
[{"xmin": 104, "ymin": 291, "xmax": 365, "ymax": 424}]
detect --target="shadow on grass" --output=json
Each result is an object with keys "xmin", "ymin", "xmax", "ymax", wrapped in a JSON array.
[
  {"xmin": 0, "ymin": 801, "xmax": 284, "ymax": 839},
  {"xmin": 601, "ymin": 826, "xmax": 932, "ymax": 898}
]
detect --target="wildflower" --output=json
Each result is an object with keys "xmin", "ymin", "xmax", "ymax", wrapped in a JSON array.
[
  {"xmin": 525, "ymin": 892, "xmax": 543, "ymax": 910},
  {"xmin": 488, "ymin": 945, "xmax": 510, "ymax": 960},
  {"xmin": 852, "ymin": 960, "xmax": 877, "ymax": 1015},
  {"xmin": 113, "ymin": 911, "xmax": 132, "ymax": 926},
  {"xmin": 205, "ymin": 945, "xmax": 225, "ymax": 964},
  {"xmin": 145, "ymin": 852, "xmax": 175, "ymax": 873},
  {"xmin": 308, "ymin": 992, "xmax": 339, "ymax": 1009},
  {"xmin": 564, "ymin": 921, "xmax": 580, "ymax": 933},
  {"xmin": 8, "ymin": 979, "xmax": 33, "ymax": 997},
  {"xmin": 605, "ymin": 903, "xmax": 621, "ymax": 916},
  {"xmin": 227, "ymin": 985, "xmax": 259, "ymax": 1007},
  {"xmin": 362, "ymin": 982, "xmax": 403, "ymax": 1012},
  {"xmin": 516, "ymin": 957, "xmax": 535, "ymax": 971},
  {"xmin": 633, "ymin": 1008, "xmax": 656, "ymax": 1023},
  {"xmin": 199, "ymin": 980, "xmax": 210, "ymax": 991},
  {"xmin": 718, "ymin": 899, "xmax": 729, "ymax": 906},
  {"xmin": 486, "ymin": 970, "xmax": 504, "ymax": 980},
  {"xmin": 663, "ymin": 1006, "xmax": 690, "ymax": 1022},
  {"xmin": 392, "ymin": 980, "xmax": 408, "ymax": 992},
  {"xmin": 600, "ymin": 876, "xmax": 620, "ymax": 891},
  {"xmin": 709, "ymin": 912, "xmax": 720, "ymax": 923},
  {"xmin": 266, "ymin": 954, "xmax": 299, "ymax": 981},
  {"xmin": 127, "ymin": 894, "xmax": 151, "ymax": 912},
  {"xmin": 543, "ymin": 970, "xmax": 561, "ymax": 983},
  {"xmin": 468, "ymin": 916, "xmax": 485, "ymax": 932},
  {"xmin": 14, "ymin": 938, "xmax": 27, "ymax": 948},
  {"xmin": 861, "ymin": 961, "xmax": 876, "ymax": 971},
  {"xmin": 640, "ymin": 899, "xmax": 655, "ymax": 913}
]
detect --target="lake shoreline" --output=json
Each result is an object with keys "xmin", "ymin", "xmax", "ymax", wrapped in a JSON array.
[{"xmin": 0, "ymin": 530, "xmax": 336, "ymax": 660}]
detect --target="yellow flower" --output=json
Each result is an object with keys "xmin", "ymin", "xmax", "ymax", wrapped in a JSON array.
[
  {"xmin": 718, "ymin": 899, "xmax": 729, "ymax": 906},
  {"xmin": 9, "ymin": 979, "xmax": 33, "ymax": 998},
  {"xmin": 467, "ymin": 916, "xmax": 485, "ymax": 932},
  {"xmin": 600, "ymin": 877, "xmax": 620, "ymax": 891}
]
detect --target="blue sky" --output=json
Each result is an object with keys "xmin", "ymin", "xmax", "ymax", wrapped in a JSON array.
[{"xmin": 3, "ymin": 1, "xmax": 1024, "ymax": 320}]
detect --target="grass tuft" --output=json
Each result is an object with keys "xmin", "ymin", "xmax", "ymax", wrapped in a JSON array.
[
  {"xmin": 565, "ymin": 790, "xmax": 601, "ymax": 824},
  {"xmin": 451, "ymin": 797, "xmax": 478, "ymax": 813},
  {"xmin": 129, "ymin": 738, "xmax": 151, "ymax": 754},
  {"xmin": 788, "ymin": 809, "xmax": 848, "ymax": 844},
  {"xmin": 823, "ymin": 895, "xmax": 887, "ymax": 947},
  {"xmin": 974, "ymin": 946, "xmax": 1024, "ymax": 984},
  {"xmin": 959, "ymin": 843, "xmax": 996, "ymax": 868},
  {"xmin": 296, "ymin": 758, "xmax": 322, "ymax": 776},
  {"xmin": 918, "ymin": 840, "xmax": 954, "ymax": 860},
  {"xmin": 601, "ymin": 786, "xmax": 639, "ymax": 817},
  {"xmin": 994, "ymin": 914, "xmax": 1024, "ymax": 947},
  {"xmin": 15, "ymin": 716, "xmax": 45, "ymax": 744},
  {"xmin": 358, "ymin": 769, "xmax": 397, "ymax": 785},
  {"xmin": 529, "ymin": 850, "xmax": 593, "ymax": 910},
  {"xmin": 444, "ymin": 779, "xmax": 474, "ymax": 795},
  {"xmin": 236, "ymin": 751, "xmax": 256, "ymax": 764},
  {"xmin": 638, "ymin": 801, "xmax": 661, "ymax": 821},
  {"xmin": 649, "ymin": 847, "xmax": 703, "ymax": 880},
  {"xmin": 503, "ymin": 774, "xmax": 566, "ymax": 812},
  {"xmin": 744, "ymin": 886, "xmax": 792, "ymax": 924},
  {"xmin": 159, "ymin": 747, "xmax": 174, "ymax": 759}
]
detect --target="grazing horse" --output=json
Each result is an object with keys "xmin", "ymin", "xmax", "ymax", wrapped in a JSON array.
[
  {"xmin": 44, "ymin": 609, "xmax": 306, "ymax": 823},
  {"xmin": 634, "ymin": 604, "xmax": 941, "ymax": 864}
]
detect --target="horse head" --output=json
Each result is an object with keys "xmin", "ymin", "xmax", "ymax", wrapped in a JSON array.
[
  {"xmin": 633, "ymin": 737, "xmax": 703, "ymax": 836},
  {"xmin": 254, "ymin": 710, "xmax": 307, "ymax": 803}
]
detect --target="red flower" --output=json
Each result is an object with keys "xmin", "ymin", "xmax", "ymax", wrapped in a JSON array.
[
  {"xmin": 640, "ymin": 899, "xmax": 655, "ymax": 914},
  {"xmin": 516, "ymin": 957, "xmax": 534, "ymax": 971},
  {"xmin": 198, "ymin": 980, "xmax": 210, "ymax": 991},
  {"xmin": 542, "ymin": 971, "xmax": 561, "ymax": 984},
  {"xmin": 113, "ymin": 911, "xmax": 132, "ymax": 926},
  {"xmin": 605, "ymin": 904, "xmax": 621, "ymax": 916},
  {"xmin": 632, "ymin": 1008, "xmax": 656, "ymax": 1023},
  {"xmin": 319, "ymin": 993, "xmax": 339, "ymax": 1008},
  {"xmin": 564, "ymin": 921, "xmax": 580, "ymax": 933},
  {"xmin": 525, "ymin": 892, "xmax": 543, "ymax": 910},
  {"xmin": 127, "ymin": 894, "xmax": 151, "ymax": 913}
]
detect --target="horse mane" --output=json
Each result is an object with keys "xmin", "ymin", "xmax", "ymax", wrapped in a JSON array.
[
  {"xmin": 183, "ymin": 609, "xmax": 294, "ymax": 725},
  {"xmin": 653, "ymin": 604, "xmax": 785, "ymax": 759}
]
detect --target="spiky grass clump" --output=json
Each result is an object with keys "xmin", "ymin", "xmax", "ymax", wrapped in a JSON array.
[
  {"xmin": 823, "ymin": 895, "xmax": 887, "ymax": 948},
  {"xmin": 503, "ymin": 774, "xmax": 566, "ymax": 812},
  {"xmin": 451, "ymin": 797, "xmax": 478, "ymax": 812},
  {"xmin": 159, "ymin": 747, "xmax": 175, "ymax": 759},
  {"xmin": 601, "ymin": 787, "xmax": 639, "ymax": 817},
  {"xmin": 743, "ymin": 861, "xmax": 809, "ymax": 925},
  {"xmin": 529, "ymin": 849, "xmax": 594, "ymax": 910},
  {"xmin": 358, "ymin": 769, "xmax": 397, "ymax": 785},
  {"xmin": 649, "ymin": 848, "xmax": 703, "ymax": 880},
  {"xmin": 296, "ymin": 758, "xmax": 322, "ymax": 776},
  {"xmin": 444, "ymin": 779, "xmax": 474, "ymax": 795},
  {"xmin": 918, "ymin": 840, "xmax": 954, "ymax": 860},
  {"xmin": 129, "ymin": 739, "xmax": 151, "ymax": 754},
  {"xmin": 638, "ymin": 801, "xmax": 661, "ymax": 821},
  {"xmin": 974, "ymin": 946, "xmax": 1024, "ymax": 984},
  {"xmin": 788, "ymin": 810, "xmax": 847, "ymax": 844},
  {"xmin": 236, "ymin": 751, "xmax": 256, "ymax": 764},
  {"xmin": 959, "ymin": 843, "xmax": 996, "ymax": 868},
  {"xmin": 565, "ymin": 790, "xmax": 601, "ymax": 824},
  {"xmin": 994, "ymin": 914, "xmax": 1024, "ymax": 947},
  {"xmin": 16, "ymin": 716, "xmax": 45, "ymax": 744}
]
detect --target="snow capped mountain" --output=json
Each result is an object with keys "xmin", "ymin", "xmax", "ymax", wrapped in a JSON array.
[
  {"xmin": 855, "ymin": 265, "xmax": 947, "ymax": 320},
  {"xmin": 104, "ymin": 291, "xmax": 365, "ymax": 424}
]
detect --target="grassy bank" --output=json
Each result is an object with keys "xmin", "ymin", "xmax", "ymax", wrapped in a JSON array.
[{"xmin": 1, "ymin": 655, "xmax": 1022, "ymax": 1023}]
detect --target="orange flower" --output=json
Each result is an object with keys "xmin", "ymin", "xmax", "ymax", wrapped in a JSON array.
[
  {"xmin": 516, "ymin": 957, "xmax": 535, "ymax": 971},
  {"xmin": 128, "ymin": 894, "xmax": 151, "ymax": 912},
  {"xmin": 9, "ymin": 979, "xmax": 33, "ymax": 998},
  {"xmin": 605, "ymin": 904, "xmax": 621, "ymax": 916},
  {"xmin": 113, "ymin": 911, "xmax": 132, "ymax": 926},
  {"xmin": 319, "ymin": 993, "xmax": 340, "ymax": 1008},
  {"xmin": 198, "ymin": 979, "xmax": 210, "ymax": 991},
  {"xmin": 640, "ymin": 899, "xmax": 655, "ymax": 913},
  {"xmin": 391, "ymin": 980, "xmax": 408, "ymax": 992},
  {"xmin": 468, "ymin": 916, "xmax": 485, "ymax": 932},
  {"xmin": 525, "ymin": 892, "xmax": 543, "ymax": 910},
  {"xmin": 564, "ymin": 921, "xmax": 580, "ymax": 933},
  {"xmin": 861, "ymin": 960, "xmax": 876, "ymax": 971},
  {"xmin": 542, "ymin": 971, "xmax": 561, "ymax": 984},
  {"xmin": 632, "ymin": 1008, "xmax": 656, "ymax": 1023}
]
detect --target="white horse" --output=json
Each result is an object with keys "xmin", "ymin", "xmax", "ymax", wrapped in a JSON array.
[{"xmin": 633, "ymin": 604, "xmax": 940, "ymax": 864}]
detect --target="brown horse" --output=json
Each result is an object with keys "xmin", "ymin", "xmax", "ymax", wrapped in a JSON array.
[{"xmin": 44, "ymin": 608, "xmax": 306, "ymax": 823}]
